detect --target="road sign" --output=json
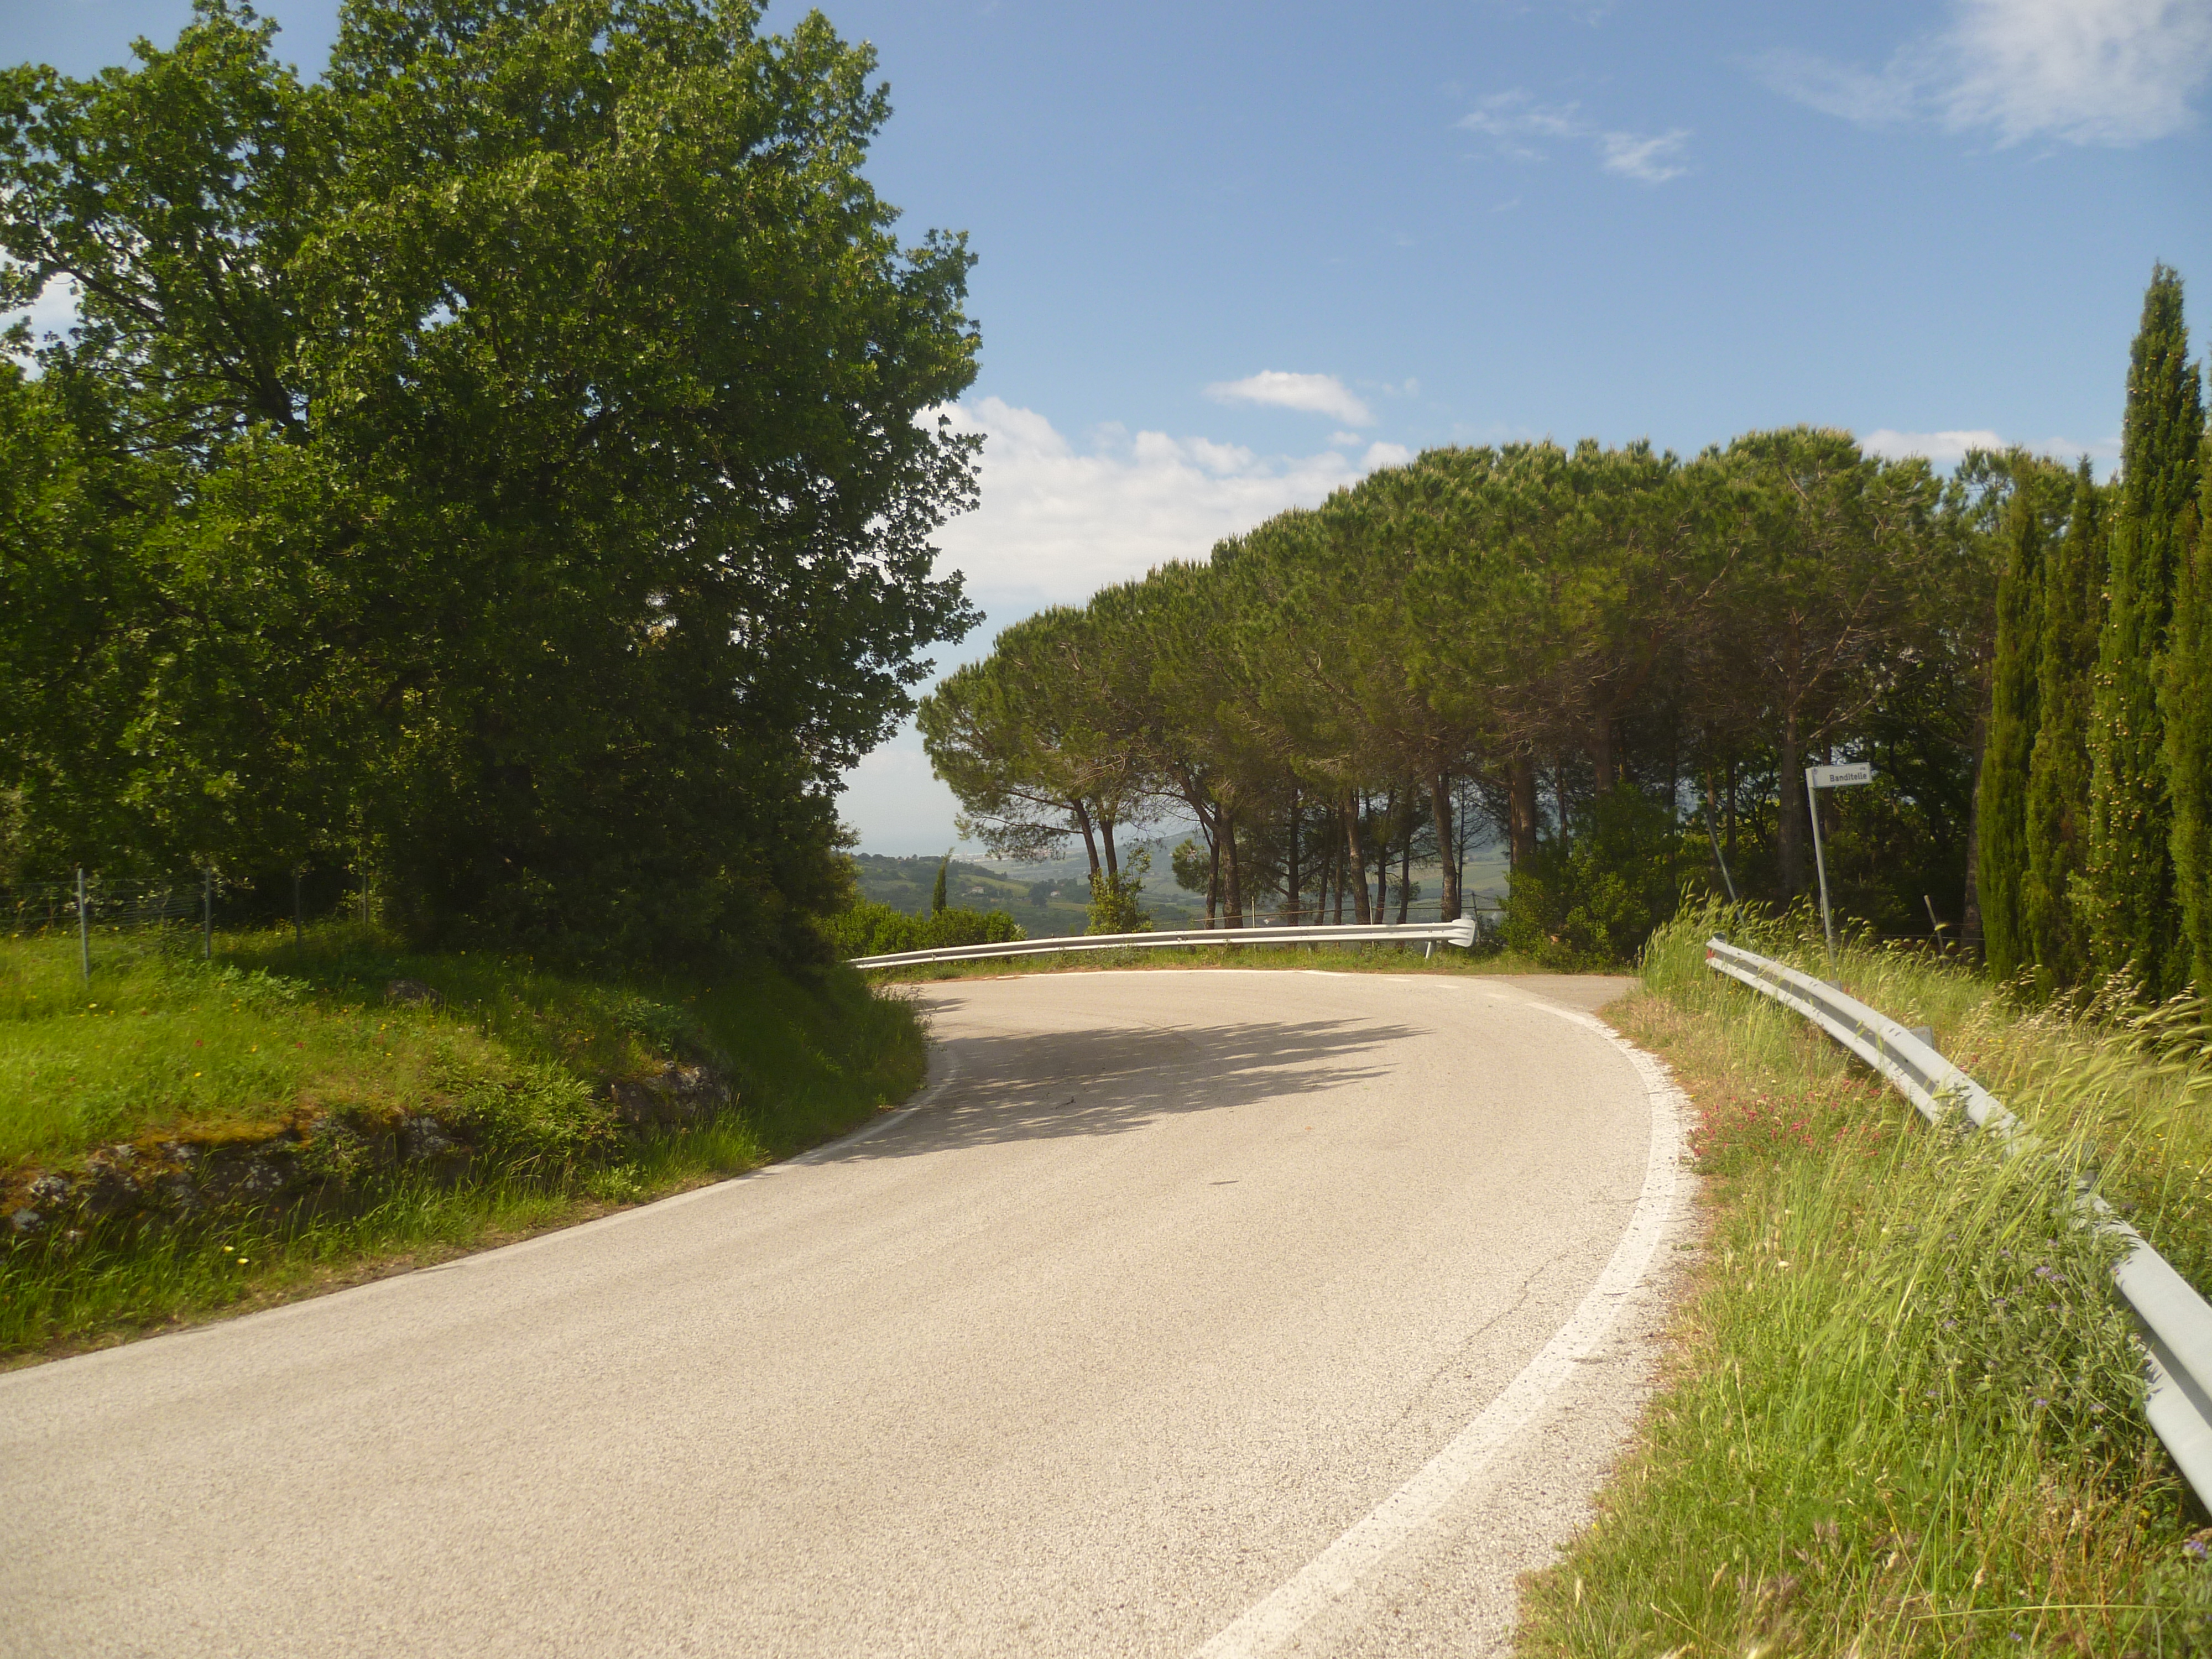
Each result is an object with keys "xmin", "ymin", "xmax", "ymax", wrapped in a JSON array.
[
  {"xmin": 1808, "ymin": 762, "xmax": 1873, "ymax": 788},
  {"xmin": 1804, "ymin": 763, "xmax": 1872, "ymax": 968}
]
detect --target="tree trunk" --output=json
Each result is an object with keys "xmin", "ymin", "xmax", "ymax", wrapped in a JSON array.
[
  {"xmin": 1961, "ymin": 705, "xmax": 1989, "ymax": 957},
  {"xmin": 1725, "ymin": 757, "xmax": 1738, "ymax": 867},
  {"xmin": 1100, "ymin": 816, "xmax": 1119, "ymax": 879},
  {"xmin": 1397, "ymin": 831, "xmax": 1412, "ymax": 924},
  {"xmin": 1372, "ymin": 790, "xmax": 1390, "ymax": 921},
  {"xmin": 1507, "ymin": 755, "xmax": 1538, "ymax": 868},
  {"xmin": 1591, "ymin": 716, "xmax": 1614, "ymax": 797},
  {"xmin": 1778, "ymin": 710, "xmax": 1804, "ymax": 895},
  {"xmin": 1071, "ymin": 801, "xmax": 1101, "ymax": 879},
  {"xmin": 1345, "ymin": 794, "xmax": 1371, "ymax": 924},
  {"xmin": 1285, "ymin": 787, "xmax": 1302, "ymax": 925},
  {"xmin": 1206, "ymin": 823, "xmax": 1220, "ymax": 925},
  {"xmin": 1223, "ymin": 810, "xmax": 1244, "ymax": 928},
  {"xmin": 1431, "ymin": 772, "xmax": 1460, "ymax": 920}
]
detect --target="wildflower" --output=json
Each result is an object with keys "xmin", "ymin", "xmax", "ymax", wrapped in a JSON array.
[{"xmin": 2187, "ymin": 1538, "xmax": 2206, "ymax": 1559}]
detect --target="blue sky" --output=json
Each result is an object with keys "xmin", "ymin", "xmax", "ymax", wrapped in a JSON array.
[{"xmin": 8, "ymin": 0, "xmax": 2210, "ymax": 852}]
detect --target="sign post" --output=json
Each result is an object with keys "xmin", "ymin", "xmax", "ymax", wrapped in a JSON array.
[{"xmin": 1806, "ymin": 762, "xmax": 1873, "ymax": 969}]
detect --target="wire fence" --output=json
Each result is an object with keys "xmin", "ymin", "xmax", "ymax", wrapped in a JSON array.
[
  {"xmin": 0, "ymin": 865, "xmax": 372, "ymax": 980},
  {"xmin": 1, "ymin": 871, "xmax": 217, "ymax": 979}
]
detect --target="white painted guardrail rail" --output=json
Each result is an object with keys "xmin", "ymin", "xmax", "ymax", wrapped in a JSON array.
[
  {"xmin": 848, "ymin": 917, "xmax": 1479, "ymax": 971},
  {"xmin": 1706, "ymin": 936, "xmax": 2212, "ymax": 1506}
]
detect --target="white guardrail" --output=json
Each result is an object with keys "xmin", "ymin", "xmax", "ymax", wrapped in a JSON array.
[
  {"xmin": 848, "ymin": 917, "xmax": 1479, "ymax": 971},
  {"xmin": 1706, "ymin": 936, "xmax": 2212, "ymax": 1506}
]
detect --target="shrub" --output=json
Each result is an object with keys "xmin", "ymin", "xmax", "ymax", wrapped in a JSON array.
[
  {"xmin": 821, "ymin": 899, "xmax": 1025, "ymax": 958},
  {"xmin": 1503, "ymin": 789, "xmax": 1698, "ymax": 967},
  {"xmin": 1087, "ymin": 847, "xmax": 1153, "ymax": 935}
]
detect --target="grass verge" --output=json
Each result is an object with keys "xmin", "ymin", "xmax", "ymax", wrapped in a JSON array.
[
  {"xmin": 1518, "ymin": 905, "xmax": 2212, "ymax": 1656},
  {"xmin": 0, "ymin": 923, "xmax": 927, "ymax": 1363}
]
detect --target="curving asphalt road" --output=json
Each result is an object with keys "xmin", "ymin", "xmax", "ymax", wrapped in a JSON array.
[{"xmin": 0, "ymin": 969, "xmax": 1689, "ymax": 1659}]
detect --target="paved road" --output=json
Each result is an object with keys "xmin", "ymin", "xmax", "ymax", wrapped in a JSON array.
[{"xmin": 1, "ymin": 969, "xmax": 1688, "ymax": 1658}]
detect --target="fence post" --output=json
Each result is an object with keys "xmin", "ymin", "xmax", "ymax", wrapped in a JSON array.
[
  {"xmin": 202, "ymin": 868, "xmax": 213, "ymax": 961},
  {"xmin": 76, "ymin": 865, "xmax": 90, "ymax": 983}
]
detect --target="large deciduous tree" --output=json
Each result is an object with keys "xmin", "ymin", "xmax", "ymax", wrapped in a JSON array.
[{"xmin": 0, "ymin": 0, "xmax": 980, "ymax": 962}]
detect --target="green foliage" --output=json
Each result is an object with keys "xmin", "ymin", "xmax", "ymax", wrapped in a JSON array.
[
  {"xmin": 2025, "ymin": 463, "xmax": 2108, "ymax": 995},
  {"xmin": 1086, "ymin": 846, "xmax": 1153, "ymax": 935},
  {"xmin": 820, "ymin": 899, "xmax": 1024, "ymax": 959},
  {"xmin": 1977, "ymin": 457, "xmax": 2076, "ymax": 980},
  {"xmin": 1170, "ymin": 837, "xmax": 1210, "ymax": 894},
  {"xmin": 1501, "ymin": 789, "xmax": 1695, "ymax": 967},
  {"xmin": 0, "ymin": 919, "xmax": 932, "ymax": 1352},
  {"xmin": 2086, "ymin": 265, "xmax": 2202, "ymax": 998},
  {"xmin": 0, "ymin": 0, "xmax": 980, "ymax": 965},
  {"xmin": 1524, "ymin": 914, "xmax": 2200, "ymax": 1655},
  {"xmin": 2164, "ymin": 432, "xmax": 2212, "ymax": 993},
  {"xmin": 931, "ymin": 848, "xmax": 951, "ymax": 916}
]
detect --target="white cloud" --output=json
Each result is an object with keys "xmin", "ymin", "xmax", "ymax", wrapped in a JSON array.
[
  {"xmin": 1460, "ymin": 91, "xmax": 1585, "ymax": 159},
  {"xmin": 1859, "ymin": 426, "xmax": 2119, "ymax": 466},
  {"xmin": 1753, "ymin": 0, "xmax": 2212, "ymax": 146},
  {"xmin": 929, "ymin": 397, "xmax": 1408, "ymax": 615},
  {"xmin": 1458, "ymin": 90, "xmax": 1693, "ymax": 184},
  {"xmin": 1859, "ymin": 427, "xmax": 2010, "ymax": 465},
  {"xmin": 836, "ymin": 399, "xmax": 1417, "ymax": 853},
  {"xmin": 1204, "ymin": 370, "xmax": 1373, "ymax": 425},
  {"xmin": 1598, "ymin": 129, "xmax": 1691, "ymax": 182},
  {"xmin": 1947, "ymin": 0, "xmax": 2212, "ymax": 142},
  {"xmin": 1750, "ymin": 49, "xmax": 1920, "ymax": 126}
]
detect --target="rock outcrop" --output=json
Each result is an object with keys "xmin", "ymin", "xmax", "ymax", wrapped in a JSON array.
[{"xmin": 4, "ymin": 1057, "xmax": 734, "ymax": 1245}]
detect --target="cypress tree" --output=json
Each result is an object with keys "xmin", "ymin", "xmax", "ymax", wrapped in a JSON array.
[
  {"xmin": 931, "ymin": 847, "xmax": 952, "ymax": 915},
  {"xmin": 2085, "ymin": 265, "xmax": 2202, "ymax": 997},
  {"xmin": 2023, "ymin": 462, "xmax": 2107, "ymax": 994},
  {"xmin": 1978, "ymin": 483, "xmax": 2046, "ymax": 982},
  {"xmin": 2164, "ymin": 424, "xmax": 2212, "ymax": 990}
]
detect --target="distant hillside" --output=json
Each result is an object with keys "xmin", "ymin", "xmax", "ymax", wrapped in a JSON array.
[
  {"xmin": 847, "ymin": 853, "xmax": 1202, "ymax": 939},
  {"xmin": 849, "ymin": 837, "xmax": 1508, "ymax": 939}
]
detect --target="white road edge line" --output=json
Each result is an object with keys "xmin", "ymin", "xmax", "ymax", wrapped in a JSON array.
[{"xmin": 1188, "ymin": 1001, "xmax": 1688, "ymax": 1659}]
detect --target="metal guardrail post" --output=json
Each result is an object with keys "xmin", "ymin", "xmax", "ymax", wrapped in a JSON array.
[{"xmin": 1704, "ymin": 935, "xmax": 2212, "ymax": 1509}]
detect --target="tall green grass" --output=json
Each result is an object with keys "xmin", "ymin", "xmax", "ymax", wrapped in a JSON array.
[
  {"xmin": 0, "ymin": 925, "xmax": 927, "ymax": 1359},
  {"xmin": 1520, "ymin": 907, "xmax": 2212, "ymax": 1655}
]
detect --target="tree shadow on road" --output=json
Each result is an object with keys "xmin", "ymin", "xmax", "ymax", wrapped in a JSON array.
[{"xmin": 821, "ymin": 1010, "xmax": 1418, "ymax": 1159}]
